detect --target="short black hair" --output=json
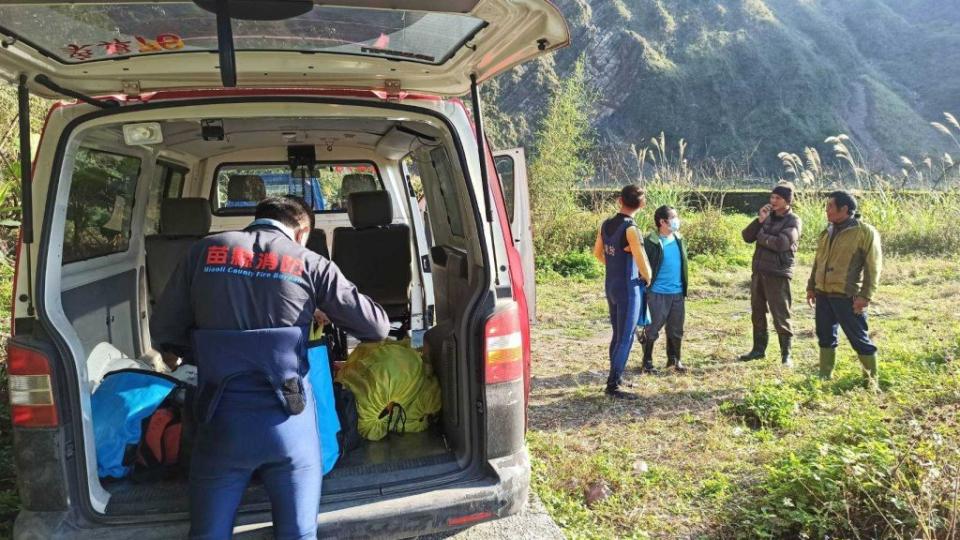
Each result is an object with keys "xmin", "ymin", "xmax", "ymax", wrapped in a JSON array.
[
  {"xmin": 255, "ymin": 196, "xmax": 312, "ymax": 230},
  {"xmin": 828, "ymin": 190, "xmax": 858, "ymax": 217},
  {"xmin": 654, "ymin": 205, "xmax": 675, "ymax": 228},
  {"xmin": 620, "ymin": 184, "xmax": 645, "ymax": 209},
  {"xmin": 283, "ymin": 195, "xmax": 315, "ymax": 230}
]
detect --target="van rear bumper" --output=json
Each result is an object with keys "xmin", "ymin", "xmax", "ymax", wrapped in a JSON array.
[{"xmin": 14, "ymin": 449, "xmax": 529, "ymax": 540}]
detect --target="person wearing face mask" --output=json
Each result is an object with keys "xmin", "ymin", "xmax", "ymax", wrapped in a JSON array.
[
  {"xmin": 738, "ymin": 181, "xmax": 802, "ymax": 366},
  {"xmin": 806, "ymin": 190, "xmax": 883, "ymax": 390},
  {"xmin": 641, "ymin": 206, "xmax": 689, "ymax": 373},
  {"xmin": 151, "ymin": 196, "xmax": 389, "ymax": 539}
]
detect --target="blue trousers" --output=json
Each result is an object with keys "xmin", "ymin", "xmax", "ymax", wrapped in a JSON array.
[
  {"xmin": 815, "ymin": 294, "xmax": 878, "ymax": 355},
  {"xmin": 607, "ymin": 293, "xmax": 641, "ymax": 389},
  {"xmin": 188, "ymin": 384, "xmax": 321, "ymax": 540}
]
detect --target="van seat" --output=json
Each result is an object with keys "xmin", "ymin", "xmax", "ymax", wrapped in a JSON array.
[
  {"xmin": 341, "ymin": 173, "xmax": 378, "ymax": 198},
  {"xmin": 145, "ymin": 198, "xmax": 212, "ymax": 302},
  {"xmin": 306, "ymin": 229, "xmax": 330, "ymax": 259},
  {"xmin": 225, "ymin": 174, "xmax": 266, "ymax": 208},
  {"xmin": 332, "ymin": 191, "xmax": 411, "ymax": 320}
]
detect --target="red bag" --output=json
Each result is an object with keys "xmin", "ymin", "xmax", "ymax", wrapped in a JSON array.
[{"xmin": 135, "ymin": 405, "xmax": 182, "ymax": 468}]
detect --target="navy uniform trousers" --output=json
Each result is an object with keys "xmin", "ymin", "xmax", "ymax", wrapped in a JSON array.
[{"xmin": 189, "ymin": 327, "xmax": 321, "ymax": 540}]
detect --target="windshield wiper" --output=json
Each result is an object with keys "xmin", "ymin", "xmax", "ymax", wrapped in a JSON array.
[{"xmin": 360, "ymin": 47, "xmax": 435, "ymax": 63}]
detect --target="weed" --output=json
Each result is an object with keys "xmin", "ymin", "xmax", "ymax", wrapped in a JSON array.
[
  {"xmin": 730, "ymin": 401, "xmax": 960, "ymax": 539},
  {"xmin": 721, "ymin": 382, "xmax": 801, "ymax": 430}
]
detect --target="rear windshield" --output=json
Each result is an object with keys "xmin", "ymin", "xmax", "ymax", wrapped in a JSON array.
[
  {"xmin": 211, "ymin": 162, "xmax": 383, "ymax": 215},
  {"xmin": 0, "ymin": 3, "xmax": 486, "ymax": 65}
]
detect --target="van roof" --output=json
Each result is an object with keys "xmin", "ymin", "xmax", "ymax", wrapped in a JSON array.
[{"xmin": 0, "ymin": 0, "xmax": 569, "ymax": 97}]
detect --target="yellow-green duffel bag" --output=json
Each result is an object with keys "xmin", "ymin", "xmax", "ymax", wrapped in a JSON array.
[{"xmin": 335, "ymin": 340, "xmax": 441, "ymax": 441}]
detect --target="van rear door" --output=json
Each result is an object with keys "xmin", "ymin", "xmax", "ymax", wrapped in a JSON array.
[
  {"xmin": 493, "ymin": 148, "xmax": 535, "ymax": 324},
  {"xmin": 0, "ymin": 0, "xmax": 569, "ymax": 97}
]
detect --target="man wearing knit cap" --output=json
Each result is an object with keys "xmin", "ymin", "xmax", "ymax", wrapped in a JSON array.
[
  {"xmin": 807, "ymin": 190, "xmax": 883, "ymax": 390},
  {"xmin": 739, "ymin": 181, "xmax": 802, "ymax": 366}
]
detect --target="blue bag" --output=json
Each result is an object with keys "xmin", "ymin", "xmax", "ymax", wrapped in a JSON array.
[
  {"xmin": 91, "ymin": 369, "xmax": 179, "ymax": 479},
  {"xmin": 637, "ymin": 286, "xmax": 652, "ymax": 328},
  {"xmin": 306, "ymin": 339, "xmax": 341, "ymax": 475}
]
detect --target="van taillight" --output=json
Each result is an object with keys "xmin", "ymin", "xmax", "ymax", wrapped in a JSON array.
[
  {"xmin": 7, "ymin": 344, "xmax": 59, "ymax": 427},
  {"xmin": 484, "ymin": 303, "xmax": 523, "ymax": 384}
]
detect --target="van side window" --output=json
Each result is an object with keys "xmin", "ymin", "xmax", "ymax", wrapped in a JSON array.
[
  {"xmin": 144, "ymin": 163, "xmax": 188, "ymax": 235},
  {"xmin": 494, "ymin": 155, "xmax": 515, "ymax": 223},
  {"xmin": 63, "ymin": 148, "xmax": 141, "ymax": 263},
  {"xmin": 428, "ymin": 148, "xmax": 465, "ymax": 238}
]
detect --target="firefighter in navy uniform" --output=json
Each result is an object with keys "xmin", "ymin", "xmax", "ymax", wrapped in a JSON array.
[{"xmin": 150, "ymin": 196, "xmax": 389, "ymax": 539}]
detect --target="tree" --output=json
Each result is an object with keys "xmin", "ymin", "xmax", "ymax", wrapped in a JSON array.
[{"xmin": 528, "ymin": 57, "xmax": 596, "ymax": 258}]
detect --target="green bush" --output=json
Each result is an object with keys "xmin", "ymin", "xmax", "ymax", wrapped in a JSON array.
[
  {"xmin": 681, "ymin": 208, "xmax": 750, "ymax": 258},
  {"xmin": 721, "ymin": 383, "xmax": 801, "ymax": 430},
  {"xmin": 867, "ymin": 192, "xmax": 960, "ymax": 256},
  {"xmin": 792, "ymin": 190, "xmax": 960, "ymax": 257},
  {"xmin": 552, "ymin": 251, "xmax": 604, "ymax": 279},
  {"xmin": 537, "ymin": 251, "xmax": 604, "ymax": 280}
]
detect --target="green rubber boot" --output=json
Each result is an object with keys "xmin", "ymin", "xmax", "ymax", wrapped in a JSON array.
[
  {"xmin": 859, "ymin": 354, "xmax": 880, "ymax": 392},
  {"xmin": 819, "ymin": 348, "xmax": 836, "ymax": 380}
]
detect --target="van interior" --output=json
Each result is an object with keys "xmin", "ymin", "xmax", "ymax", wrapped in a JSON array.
[{"xmin": 54, "ymin": 109, "xmax": 487, "ymax": 515}]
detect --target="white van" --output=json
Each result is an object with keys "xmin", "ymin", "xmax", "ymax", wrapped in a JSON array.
[{"xmin": 0, "ymin": 1, "xmax": 566, "ymax": 537}]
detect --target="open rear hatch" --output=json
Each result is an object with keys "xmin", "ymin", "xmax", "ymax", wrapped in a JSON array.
[
  {"xmin": 0, "ymin": 0, "xmax": 569, "ymax": 97},
  {"xmin": 3, "ymin": 0, "xmax": 564, "ymax": 525}
]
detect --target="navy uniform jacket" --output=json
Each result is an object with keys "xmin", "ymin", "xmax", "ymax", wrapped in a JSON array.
[{"xmin": 150, "ymin": 221, "xmax": 390, "ymax": 360}]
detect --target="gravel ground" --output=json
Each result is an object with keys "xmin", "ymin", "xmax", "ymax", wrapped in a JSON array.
[{"xmin": 416, "ymin": 493, "xmax": 563, "ymax": 540}]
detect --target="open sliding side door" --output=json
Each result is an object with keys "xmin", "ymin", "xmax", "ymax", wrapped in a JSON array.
[{"xmin": 492, "ymin": 147, "xmax": 535, "ymax": 324}]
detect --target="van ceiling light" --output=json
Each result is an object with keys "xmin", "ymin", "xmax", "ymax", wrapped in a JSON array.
[{"xmin": 122, "ymin": 122, "xmax": 163, "ymax": 146}]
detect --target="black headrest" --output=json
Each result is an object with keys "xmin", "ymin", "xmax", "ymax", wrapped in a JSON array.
[
  {"xmin": 347, "ymin": 191, "xmax": 392, "ymax": 229},
  {"xmin": 160, "ymin": 198, "xmax": 212, "ymax": 236},
  {"xmin": 341, "ymin": 173, "xmax": 378, "ymax": 198},
  {"xmin": 227, "ymin": 174, "xmax": 266, "ymax": 203}
]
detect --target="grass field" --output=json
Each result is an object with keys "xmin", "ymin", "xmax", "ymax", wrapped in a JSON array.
[
  {"xmin": 1, "ymin": 215, "xmax": 958, "ymax": 538},
  {"xmin": 527, "ymin": 254, "xmax": 960, "ymax": 539}
]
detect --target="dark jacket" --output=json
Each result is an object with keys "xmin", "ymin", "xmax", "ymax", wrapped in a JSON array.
[
  {"xmin": 151, "ymin": 222, "xmax": 390, "ymax": 361},
  {"xmin": 742, "ymin": 211, "xmax": 802, "ymax": 278},
  {"xmin": 643, "ymin": 231, "xmax": 689, "ymax": 297}
]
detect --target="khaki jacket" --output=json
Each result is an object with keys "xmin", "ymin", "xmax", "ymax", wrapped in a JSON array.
[{"xmin": 807, "ymin": 219, "xmax": 882, "ymax": 300}]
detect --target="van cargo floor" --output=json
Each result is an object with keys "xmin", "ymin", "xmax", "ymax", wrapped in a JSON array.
[{"xmin": 103, "ymin": 430, "xmax": 456, "ymax": 516}]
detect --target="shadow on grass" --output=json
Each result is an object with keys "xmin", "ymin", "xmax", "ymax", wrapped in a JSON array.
[{"xmin": 528, "ymin": 374, "xmax": 738, "ymax": 431}]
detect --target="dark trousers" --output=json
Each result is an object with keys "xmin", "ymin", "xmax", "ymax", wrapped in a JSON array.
[
  {"xmin": 815, "ymin": 294, "xmax": 878, "ymax": 355},
  {"xmin": 751, "ymin": 273, "xmax": 793, "ymax": 337},
  {"xmin": 607, "ymin": 294, "xmax": 641, "ymax": 389},
  {"xmin": 644, "ymin": 292, "xmax": 685, "ymax": 342},
  {"xmin": 189, "ymin": 387, "xmax": 321, "ymax": 539}
]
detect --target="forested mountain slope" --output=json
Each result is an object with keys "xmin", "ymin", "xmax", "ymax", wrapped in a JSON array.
[{"xmin": 486, "ymin": 0, "xmax": 959, "ymax": 177}]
